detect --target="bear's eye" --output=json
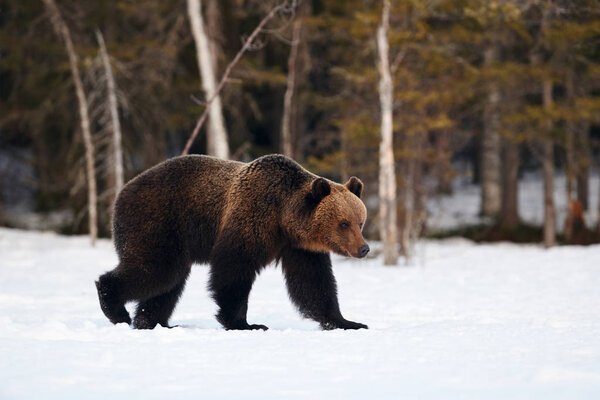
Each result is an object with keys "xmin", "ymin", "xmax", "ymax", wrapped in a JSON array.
[
  {"xmin": 339, "ymin": 222, "xmax": 350, "ymax": 229},
  {"xmin": 359, "ymin": 222, "xmax": 364, "ymax": 230}
]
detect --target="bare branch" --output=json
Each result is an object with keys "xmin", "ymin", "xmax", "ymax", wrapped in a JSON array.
[
  {"xmin": 187, "ymin": 0, "xmax": 229, "ymax": 158},
  {"xmin": 182, "ymin": 1, "xmax": 292, "ymax": 155},
  {"xmin": 390, "ymin": 45, "xmax": 409, "ymax": 74}
]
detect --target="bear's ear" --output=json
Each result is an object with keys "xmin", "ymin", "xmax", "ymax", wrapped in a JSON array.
[
  {"xmin": 308, "ymin": 177, "xmax": 331, "ymax": 205},
  {"xmin": 345, "ymin": 176, "xmax": 363, "ymax": 198}
]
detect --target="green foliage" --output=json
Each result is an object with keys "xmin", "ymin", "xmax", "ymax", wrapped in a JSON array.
[{"xmin": 1, "ymin": 0, "xmax": 599, "ymax": 237}]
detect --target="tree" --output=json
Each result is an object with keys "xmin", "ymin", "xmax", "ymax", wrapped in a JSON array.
[
  {"xmin": 43, "ymin": 0, "xmax": 97, "ymax": 245},
  {"xmin": 564, "ymin": 68, "xmax": 576, "ymax": 240},
  {"xmin": 597, "ymin": 182, "xmax": 600, "ymax": 235},
  {"xmin": 481, "ymin": 43, "xmax": 502, "ymax": 218},
  {"xmin": 467, "ymin": 1, "xmax": 526, "ymax": 221},
  {"xmin": 576, "ymin": 122, "xmax": 590, "ymax": 211},
  {"xmin": 281, "ymin": 2, "xmax": 307, "ymax": 159},
  {"xmin": 500, "ymin": 139, "xmax": 519, "ymax": 228},
  {"xmin": 541, "ymin": 70, "xmax": 556, "ymax": 248},
  {"xmin": 187, "ymin": 0, "xmax": 230, "ymax": 159},
  {"xmin": 95, "ymin": 30, "xmax": 124, "ymax": 201},
  {"xmin": 182, "ymin": 1, "xmax": 291, "ymax": 156},
  {"xmin": 281, "ymin": 18, "xmax": 301, "ymax": 158},
  {"xmin": 527, "ymin": 13, "xmax": 556, "ymax": 248},
  {"xmin": 377, "ymin": 0, "xmax": 398, "ymax": 266}
]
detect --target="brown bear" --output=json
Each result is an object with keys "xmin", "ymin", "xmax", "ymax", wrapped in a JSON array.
[{"xmin": 96, "ymin": 154, "xmax": 369, "ymax": 330}]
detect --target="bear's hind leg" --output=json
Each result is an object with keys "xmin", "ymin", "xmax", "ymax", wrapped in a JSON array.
[
  {"xmin": 132, "ymin": 278, "xmax": 188, "ymax": 329},
  {"xmin": 97, "ymin": 260, "xmax": 188, "ymax": 327},
  {"xmin": 96, "ymin": 271, "xmax": 131, "ymax": 325}
]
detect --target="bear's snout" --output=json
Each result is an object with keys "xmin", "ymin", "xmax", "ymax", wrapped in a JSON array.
[{"xmin": 358, "ymin": 244, "xmax": 370, "ymax": 258}]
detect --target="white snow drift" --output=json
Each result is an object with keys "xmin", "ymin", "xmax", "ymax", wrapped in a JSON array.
[{"xmin": 1, "ymin": 227, "xmax": 600, "ymax": 399}]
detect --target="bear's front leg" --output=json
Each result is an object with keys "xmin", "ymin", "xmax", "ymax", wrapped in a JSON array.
[
  {"xmin": 280, "ymin": 246, "xmax": 368, "ymax": 330},
  {"xmin": 320, "ymin": 319, "xmax": 368, "ymax": 330},
  {"xmin": 214, "ymin": 290, "xmax": 268, "ymax": 331},
  {"xmin": 208, "ymin": 240, "xmax": 268, "ymax": 331}
]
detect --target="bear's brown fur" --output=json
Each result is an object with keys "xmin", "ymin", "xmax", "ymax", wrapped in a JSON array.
[{"xmin": 96, "ymin": 154, "xmax": 369, "ymax": 330}]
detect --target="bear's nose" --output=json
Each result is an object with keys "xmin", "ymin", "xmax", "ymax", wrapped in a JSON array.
[{"xmin": 358, "ymin": 244, "xmax": 370, "ymax": 258}]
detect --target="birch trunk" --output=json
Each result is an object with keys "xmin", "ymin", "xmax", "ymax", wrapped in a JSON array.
[
  {"xmin": 281, "ymin": 18, "xmax": 302, "ymax": 158},
  {"xmin": 481, "ymin": 44, "xmax": 501, "ymax": 218},
  {"xmin": 182, "ymin": 3, "xmax": 285, "ymax": 156},
  {"xmin": 187, "ymin": 0, "xmax": 229, "ymax": 159},
  {"xmin": 377, "ymin": 0, "xmax": 398, "ymax": 266},
  {"xmin": 542, "ymin": 78, "xmax": 556, "ymax": 248},
  {"xmin": 500, "ymin": 139, "xmax": 519, "ymax": 229},
  {"xmin": 43, "ymin": 0, "xmax": 97, "ymax": 245},
  {"xmin": 96, "ymin": 30, "xmax": 124, "ymax": 199}
]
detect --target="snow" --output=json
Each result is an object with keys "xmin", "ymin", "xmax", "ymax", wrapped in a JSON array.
[
  {"xmin": 427, "ymin": 171, "xmax": 600, "ymax": 232},
  {"xmin": 1, "ymin": 227, "xmax": 600, "ymax": 399}
]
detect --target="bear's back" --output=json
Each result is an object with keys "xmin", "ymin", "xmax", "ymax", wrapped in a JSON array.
[{"xmin": 113, "ymin": 155, "xmax": 243, "ymax": 263}]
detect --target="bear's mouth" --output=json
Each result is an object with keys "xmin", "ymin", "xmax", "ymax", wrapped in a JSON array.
[{"xmin": 326, "ymin": 239, "xmax": 351, "ymax": 258}]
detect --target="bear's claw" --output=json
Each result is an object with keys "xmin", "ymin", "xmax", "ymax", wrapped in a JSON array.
[
  {"xmin": 248, "ymin": 324, "xmax": 269, "ymax": 331},
  {"xmin": 220, "ymin": 318, "xmax": 269, "ymax": 331},
  {"xmin": 340, "ymin": 321, "xmax": 368, "ymax": 330},
  {"xmin": 321, "ymin": 319, "xmax": 368, "ymax": 330}
]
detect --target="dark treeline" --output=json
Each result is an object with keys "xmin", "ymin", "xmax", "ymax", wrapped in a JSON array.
[{"xmin": 1, "ymin": 0, "xmax": 600, "ymax": 247}]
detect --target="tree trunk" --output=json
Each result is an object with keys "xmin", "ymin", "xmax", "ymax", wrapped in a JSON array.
[
  {"xmin": 377, "ymin": 0, "xmax": 398, "ymax": 266},
  {"xmin": 481, "ymin": 44, "xmax": 502, "ymax": 219},
  {"xmin": 576, "ymin": 123, "xmax": 590, "ymax": 211},
  {"xmin": 187, "ymin": 0, "xmax": 229, "ymax": 159},
  {"xmin": 598, "ymin": 173, "xmax": 600, "ymax": 235},
  {"xmin": 542, "ymin": 78, "xmax": 556, "ymax": 248},
  {"xmin": 205, "ymin": 0, "xmax": 225, "ymax": 72},
  {"xmin": 436, "ymin": 129, "xmax": 453, "ymax": 194},
  {"xmin": 413, "ymin": 137, "xmax": 427, "ymax": 244},
  {"xmin": 405, "ymin": 130, "xmax": 428, "ymax": 258},
  {"xmin": 564, "ymin": 70, "xmax": 575, "ymax": 240},
  {"xmin": 96, "ymin": 30, "xmax": 124, "ymax": 200},
  {"xmin": 43, "ymin": 0, "xmax": 97, "ymax": 245},
  {"xmin": 340, "ymin": 127, "xmax": 349, "ymax": 182},
  {"xmin": 143, "ymin": 128, "xmax": 167, "ymax": 168},
  {"xmin": 500, "ymin": 139, "xmax": 519, "ymax": 229},
  {"xmin": 400, "ymin": 152, "xmax": 414, "ymax": 260},
  {"xmin": 281, "ymin": 1, "xmax": 310, "ymax": 160},
  {"xmin": 0, "ymin": 180, "xmax": 4, "ymax": 226},
  {"xmin": 281, "ymin": 17, "xmax": 302, "ymax": 158},
  {"xmin": 577, "ymin": 160, "xmax": 589, "ymax": 211}
]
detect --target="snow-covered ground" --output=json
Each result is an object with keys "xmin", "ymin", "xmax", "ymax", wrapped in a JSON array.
[
  {"xmin": 428, "ymin": 171, "xmax": 600, "ymax": 232},
  {"xmin": 1, "ymin": 228, "xmax": 600, "ymax": 399}
]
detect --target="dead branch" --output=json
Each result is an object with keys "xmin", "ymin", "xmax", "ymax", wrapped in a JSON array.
[{"xmin": 182, "ymin": 1, "xmax": 292, "ymax": 155}]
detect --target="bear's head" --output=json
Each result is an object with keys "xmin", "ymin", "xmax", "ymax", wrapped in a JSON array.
[{"xmin": 295, "ymin": 176, "xmax": 369, "ymax": 258}]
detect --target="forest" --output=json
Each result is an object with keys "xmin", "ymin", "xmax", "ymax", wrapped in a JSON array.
[
  {"xmin": 1, "ymin": 0, "xmax": 600, "ymax": 264},
  {"xmin": 3, "ymin": 3, "xmax": 600, "ymax": 395}
]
